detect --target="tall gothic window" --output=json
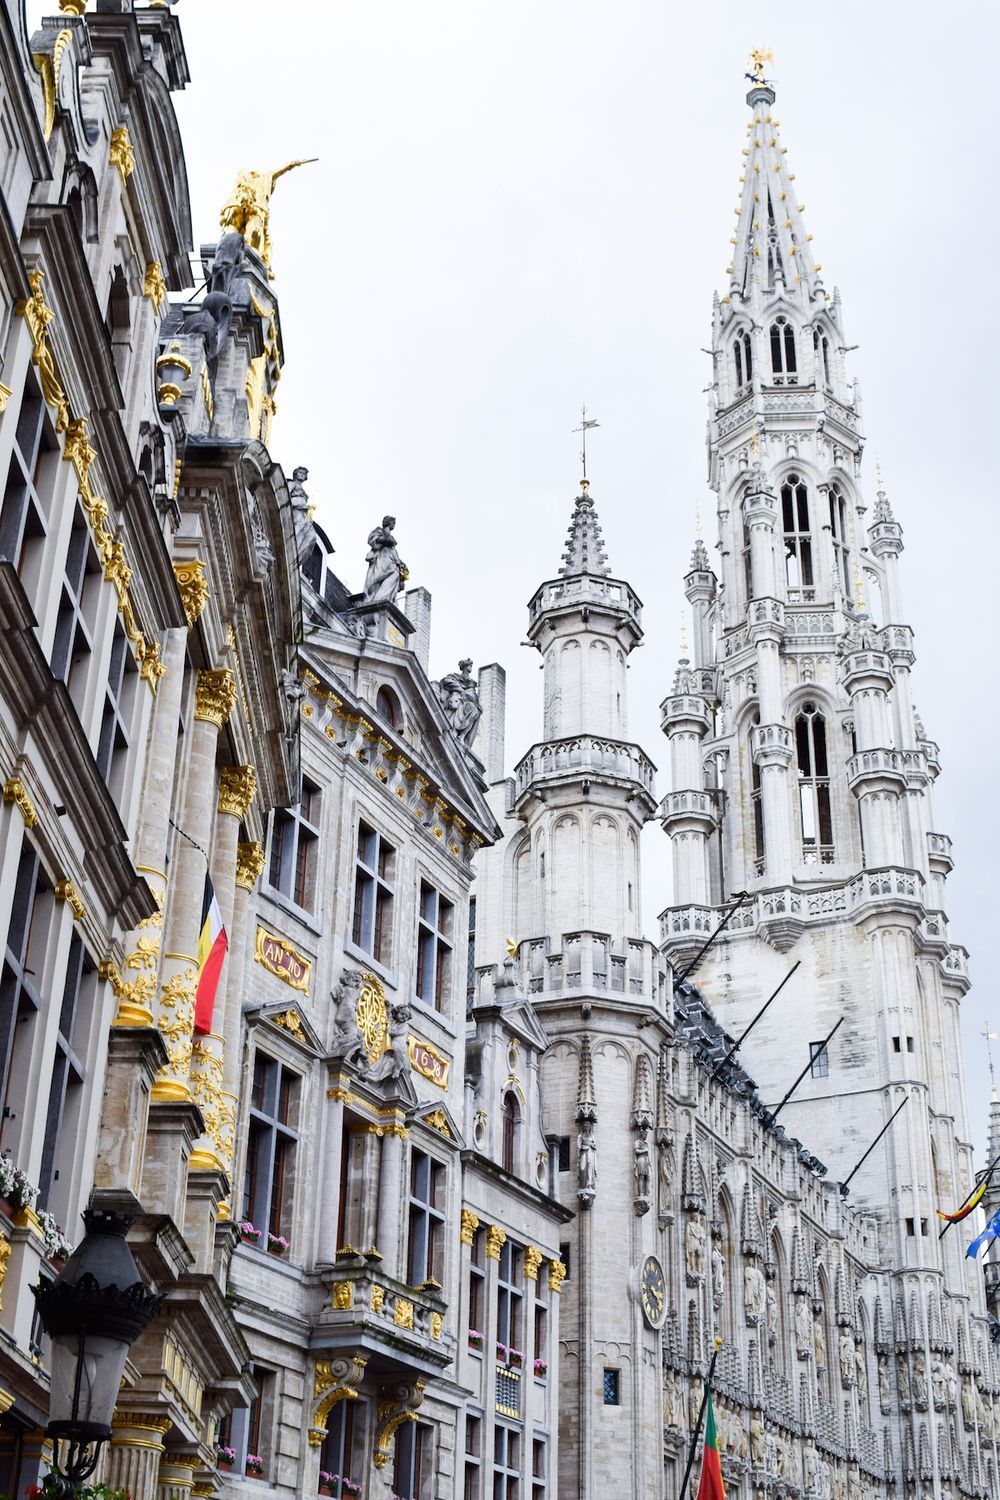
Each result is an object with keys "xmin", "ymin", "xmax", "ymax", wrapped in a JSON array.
[
  {"xmin": 733, "ymin": 329, "xmax": 752, "ymax": 391},
  {"xmin": 742, "ymin": 516, "xmax": 754, "ymax": 603},
  {"xmin": 795, "ymin": 701, "xmax": 834, "ymax": 864},
  {"xmin": 750, "ymin": 717, "xmax": 765, "ymax": 877},
  {"xmin": 829, "ymin": 486, "xmax": 850, "ymax": 595},
  {"xmin": 781, "ymin": 475, "xmax": 813, "ymax": 597},
  {"xmin": 769, "ymin": 316, "xmax": 798, "ymax": 383},
  {"xmin": 813, "ymin": 327, "xmax": 831, "ymax": 387}
]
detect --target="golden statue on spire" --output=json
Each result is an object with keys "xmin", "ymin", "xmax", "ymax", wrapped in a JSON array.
[
  {"xmin": 747, "ymin": 48, "xmax": 774, "ymax": 85},
  {"xmin": 219, "ymin": 159, "xmax": 317, "ymax": 271}
]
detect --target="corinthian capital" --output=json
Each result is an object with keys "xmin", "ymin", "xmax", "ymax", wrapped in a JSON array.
[
  {"xmin": 173, "ymin": 560, "xmax": 209, "ymax": 625},
  {"xmin": 218, "ymin": 765, "xmax": 257, "ymax": 819},
  {"xmin": 236, "ymin": 840, "xmax": 266, "ymax": 890},
  {"xmin": 194, "ymin": 669, "xmax": 237, "ymax": 727}
]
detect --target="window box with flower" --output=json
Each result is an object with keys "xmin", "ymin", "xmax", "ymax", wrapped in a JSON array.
[
  {"xmin": 495, "ymin": 1339, "xmax": 508, "ymax": 1362},
  {"xmin": 317, "ymin": 1472, "xmax": 336, "ymax": 1496},
  {"xmin": 267, "ymin": 1231, "xmax": 290, "ymax": 1257},
  {"xmin": 0, "ymin": 1150, "xmax": 39, "ymax": 1221},
  {"xmin": 507, "ymin": 1346, "xmax": 525, "ymax": 1370},
  {"xmin": 341, "ymin": 1479, "xmax": 361, "ymax": 1498},
  {"xmin": 238, "ymin": 1220, "xmax": 262, "ymax": 1247},
  {"xmin": 246, "ymin": 1454, "xmax": 264, "ymax": 1477},
  {"xmin": 468, "ymin": 1328, "xmax": 484, "ymax": 1352},
  {"xmin": 533, "ymin": 1357, "xmax": 548, "ymax": 1379},
  {"xmin": 217, "ymin": 1445, "xmax": 237, "ymax": 1471}
]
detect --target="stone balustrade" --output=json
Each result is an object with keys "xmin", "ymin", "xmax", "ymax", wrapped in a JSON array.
[
  {"xmin": 513, "ymin": 734, "xmax": 656, "ymax": 800},
  {"xmin": 317, "ymin": 1258, "xmax": 452, "ymax": 1372},
  {"xmin": 527, "ymin": 573, "xmax": 642, "ymax": 628},
  {"xmin": 476, "ymin": 931, "xmax": 669, "ymax": 1011}
]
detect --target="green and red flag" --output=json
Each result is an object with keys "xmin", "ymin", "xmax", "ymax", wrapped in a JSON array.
[{"xmin": 696, "ymin": 1386, "xmax": 725, "ymax": 1500}]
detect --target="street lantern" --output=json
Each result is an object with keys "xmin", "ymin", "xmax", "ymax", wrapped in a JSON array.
[{"xmin": 32, "ymin": 1208, "xmax": 163, "ymax": 1495}]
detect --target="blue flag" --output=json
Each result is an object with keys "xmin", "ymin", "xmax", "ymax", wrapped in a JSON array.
[{"xmin": 966, "ymin": 1208, "xmax": 1000, "ymax": 1259}]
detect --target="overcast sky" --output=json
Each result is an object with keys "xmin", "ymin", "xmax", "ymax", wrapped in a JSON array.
[{"xmin": 40, "ymin": 3, "xmax": 1000, "ymax": 1151}]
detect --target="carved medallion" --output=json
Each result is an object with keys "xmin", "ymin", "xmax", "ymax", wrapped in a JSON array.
[{"xmin": 254, "ymin": 928, "xmax": 311, "ymax": 993}]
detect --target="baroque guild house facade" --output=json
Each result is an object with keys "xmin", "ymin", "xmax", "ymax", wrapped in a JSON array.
[{"xmin": 0, "ymin": 7, "xmax": 994, "ymax": 1500}]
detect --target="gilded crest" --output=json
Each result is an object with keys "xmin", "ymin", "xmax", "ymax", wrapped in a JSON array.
[{"xmin": 356, "ymin": 972, "xmax": 389, "ymax": 1065}]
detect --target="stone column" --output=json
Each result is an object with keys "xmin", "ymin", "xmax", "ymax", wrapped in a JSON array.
[
  {"xmin": 842, "ymin": 651, "xmax": 905, "ymax": 868},
  {"xmin": 189, "ymin": 765, "xmax": 257, "ymax": 1177},
  {"xmin": 375, "ymin": 1126, "xmax": 405, "ymax": 1275},
  {"xmin": 157, "ymin": 1452, "xmax": 196, "ymax": 1500},
  {"xmin": 661, "ymin": 683, "xmax": 715, "ymax": 905},
  {"xmin": 106, "ymin": 1411, "xmax": 172, "ymax": 1497},
  {"xmin": 113, "ymin": 623, "xmax": 190, "ymax": 1026},
  {"xmin": 152, "ymin": 668, "xmax": 236, "ymax": 1103},
  {"xmin": 319, "ymin": 1086, "xmax": 346, "ymax": 1264},
  {"xmin": 218, "ymin": 839, "xmax": 265, "ymax": 1218}
]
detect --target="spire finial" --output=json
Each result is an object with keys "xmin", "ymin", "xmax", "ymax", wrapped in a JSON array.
[
  {"xmin": 695, "ymin": 503, "xmax": 702, "ymax": 540},
  {"xmin": 573, "ymin": 405, "xmax": 600, "ymax": 485},
  {"xmin": 875, "ymin": 456, "xmax": 884, "ymax": 490},
  {"xmin": 746, "ymin": 47, "xmax": 774, "ymax": 86},
  {"xmin": 985, "ymin": 1025, "xmax": 999, "ymax": 1102},
  {"xmin": 680, "ymin": 611, "xmax": 688, "ymax": 657},
  {"xmin": 749, "ymin": 421, "xmax": 761, "ymax": 460},
  {"xmin": 853, "ymin": 563, "xmax": 866, "ymax": 612}
]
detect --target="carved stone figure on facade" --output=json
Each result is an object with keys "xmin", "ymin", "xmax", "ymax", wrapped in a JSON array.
[
  {"xmin": 913, "ymin": 1352, "xmax": 928, "ymax": 1409},
  {"xmin": 897, "ymin": 1355, "xmax": 911, "ymax": 1411},
  {"xmin": 744, "ymin": 1263, "xmax": 765, "ymax": 1325},
  {"xmin": 765, "ymin": 1276, "xmax": 778, "ymax": 1346},
  {"xmin": 362, "ymin": 516, "xmax": 407, "ymax": 606},
  {"xmin": 711, "ymin": 1244, "xmax": 725, "ymax": 1309},
  {"xmin": 749, "ymin": 1412, "xmax": 765, "ymax": 1467},
  {"xmin": 854, "ymin": 1344, "xmax": 868, "ymax": 1408},
  {"xmin": 368, "ymin": 1001, "xmax": 411, "ymax": 1082},
  {"xmin": 931, "ymin": 1357, "xmax": 948, "ymax": 1410},
  {"xmin": 655, "ymin": 1128, "xmax": 672, "ymax": 1223},
  {"xmin": 634, "ymin": 1137, "xmax": 652, "ymax": 1211},
  {"xmin": 330, "ymin": 970, "xmax": 367, "ymax": 1069},
  {"xmin": 812, "ymin": 1308, "xmax": 827, "ymax": 1371},
  {"xmin": 289, "ymin": 465, "xmax": 317, "ymax": 567},
  {"xmin": 219, "ymin": 159, "xmax": 317, "ymax": 270},
  {"xmin": 877, "ymin": 1354, "xmax": 890, "ymax": 1413},
  {"xmin": 663, "ymin": 1368, "xmax": 683, "ymax": 1429},
  {"xmin": 435, "ymin": 660, "xmax": 482, "ymax": 747},
  {"xmin": 839, "ymin": 1330, "xmax": 855, "ymax": 1387},
  {"xmin": 578, "ymin": 1124, "xmax": 596, "ymax": 1207},
  {"xmin": 685, "ymin": 1213, "xmax": 707, "ymax": 1280},
  {"xmin": 795, "ymin": 1295, "xmax": 812, "ymax": 1358},
  {"xmin": 764, "ymin": 1430, "xmax": 777, "ymax": 1473}
]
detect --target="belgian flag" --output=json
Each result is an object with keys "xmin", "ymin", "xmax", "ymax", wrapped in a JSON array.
[
  {"xmin": 193, "ymin": 874, "xmax": 228, "ymax": 1035},
  {"xmin": 696, "ymin": 1387, "xmax": 725, "ymax": 1500}
]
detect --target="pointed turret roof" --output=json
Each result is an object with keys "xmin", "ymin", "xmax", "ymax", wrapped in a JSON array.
[
  {"xmin": 559, "ymin": 480, "xmax": 610, "ymax": 578},
  {"xmin": 726, "ymin": 71, "xmax": 824, "ymax": 305}
]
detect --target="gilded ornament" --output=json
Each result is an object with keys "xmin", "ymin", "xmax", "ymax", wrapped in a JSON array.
[
  {"xmin": 423, "ymin": 1108, "xmax": 451, "ymax": 1138},
  {"xmin": 486, "ymin": 1225, "xmax": 506, "ymax": 1261},
  {"xmin": 255, "ymin": 928, "xmax": 311, "ymax": 993},
  {"xmin": 3, "ymin": 779, "xmax": 38, "ymax": 829},
  {"xmin": 143, "ymin": 261, "xmax": 167, "ymax": 315},
  {"xmin": 430, "ymin": 1312, "xmax": 443, "ymax": 1340},
  {"xmin": 218, "ymin": 764, "xmax": 257, "ymax": 819},
  {"xmin": 0, "ymin": 383, "xmax": 11, "ymax": 410},
  {"xmin": 200, "ymin": 363, "xmax": 214, "ymax": 421},
  {"xmin": 219, "ymin": 160, "xmax": 317, "ymax": 272},
  {"xmin": 394, "ymin": 1298, "xmax": 414, "ymax": 1330},
  {"xmin": 54, "ymin": 879, "xmax": 86, "ymax": 921},
  {"xmin": 109, "ymin": 125, "xmax": 135, "ymax": 184},
  {"xmin": 332, "ymin": 1281, "xmax": 353, "ymax": 1310},
  {"xmin": 372, "ymin": 1381, "xmax": 425, "ymax": 1470},
  {"xmin": 194, "ymin": 669, "xmax": 237, "ymax": 727},
  {"xmin": 59, "ymin": 0, "xmax": 86, "ymax": 14},
  {"xmin": 460, "ymin": 1209, "xmax": 479, "ymax": 1246},
  {"xmin": 355, "ymin": 971, "xmax": 390, "ymax": 1065},
  {"xmin": 32, "ymin": 30, "xmax": 72, "ymax": 141},
  {"xmin": 524, "ymin": 1246, "xmax": 543, "ymax": 1282},
  {"xmin": 17, "ymin": 270, "xmax": 69, "ymax": 431},
  {"xmin": 172, "ymin": 560, "xmax": 209, "ymax": 625},
  {"xmin": 236, "ymin": 841, "xmax": 265, "ymax": 890},
  {"xmin": 371, "ymin": 1284, "xmax": 386, "ymax": 1313},
  {"xmin": 548, "ymin": 1258, "xmax": 567, "ymax": 1294},
  {"xmin": 274, "ymin": 1009, "xmax": 306, "ymax": 1042}
]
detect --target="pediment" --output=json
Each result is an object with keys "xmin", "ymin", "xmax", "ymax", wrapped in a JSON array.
[
  {"xmin": 411, "ymin": 1100, "xmax": 465, "ymax": 1147},
  {"xmin": 252, "ymin": 1001, "xmax": 323, "ymax": 1054}
]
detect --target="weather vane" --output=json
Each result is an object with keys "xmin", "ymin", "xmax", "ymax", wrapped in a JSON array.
[
  {"xmin": 573, "ymin": 405, "xmax": 600, "ymax": 483},
  {"xmin": 984, "ymin": 1024, "xmax": 999, "ymax": 1102},
  {"xmin": 747, "ymin": 48, "xmax": 774, "ymax": 85}
]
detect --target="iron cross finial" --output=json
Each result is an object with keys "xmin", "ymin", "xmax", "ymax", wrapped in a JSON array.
[{"xmin": 573, "ymin": 405, "xmax": 600, "ymax": 484}]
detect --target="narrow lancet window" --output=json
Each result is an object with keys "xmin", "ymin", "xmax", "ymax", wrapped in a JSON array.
[
  {"xmin": 734, "ymin": 329, "xmax": 752, "ymax": 391},
  {"xmin": 782, "ymin": 474, "xmax": 813, "ymax": 598},
  {"xmin": 829, "ymin": 486, "xmax": 850, "ymax": 595},
  {"xmin": 813, "ymin": 327, "xmax": 831, "ymax": 387},
  {"xmin": 795, "ymin": 701, "xmax": 834, "ymax": 864},
  {"xmin": 769, "ymin": 316, "xmax": 797, "ymax": 384}
]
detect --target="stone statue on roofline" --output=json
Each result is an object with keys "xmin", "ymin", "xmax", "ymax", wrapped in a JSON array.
[
  {"xmin": 362, "ymin": 515, "xmax": 407, "ymax": 605},
  {"xmin": 435, "ymin": 659, "xmax": 482, "ymax": 746}
]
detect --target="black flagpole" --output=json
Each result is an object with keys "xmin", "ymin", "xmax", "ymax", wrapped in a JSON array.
[
  {"xmin": 673, "ymin": 892, "xmax": 751, "ymax": 992},
  {"xmin": 677, "ymin": 1337, "xmax": 722, "ymax": 1500},
  {"xmin": 838, "ymin": 1096, "xmax": 909, "ymax": 1195},
  {"xmin": 938, "ymin": 1149, "xmax": 1000, "ymax": 1240},
  {"xmin": 715, "ymin": 961, "xmax": 801, "ymax": 1076},
  {"xmin": 770, "ymin": 1016, "xmax": 843, "ymax": 1125}
]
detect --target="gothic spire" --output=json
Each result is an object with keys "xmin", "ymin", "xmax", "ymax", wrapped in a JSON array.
[
  {"xmin": 559, "ymin": 481, "xmax": 611, "ymax": 578},
  {"xmin": 726, "ymin": 67, "xmax": 824, "ymax": 306}
]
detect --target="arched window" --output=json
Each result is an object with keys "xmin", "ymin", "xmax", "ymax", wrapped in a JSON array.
[
  {"xmin": 375, "ymin": 685, "xmax": 402, "ymax": 731},
  {"xmin": 781, "ymin": 474, "xmax": 813, "ymax": 597},
  {"xmin": 733, "ymin": 329, "xmax": 752, "ymax": 390},
  {"xmin": 501, "ymin": 1092, "xmax": 520, "ymax": 1174},
  {"xmin": 742, "ymin": 515, "xmax": 754, "ymax": 603},
  {"xmin": 750, "ymin": 715, "xmax": 765, "ymax": 876},
  {"xmin": 769, "ymin": 316, "xmax": 797, "ymax": 384},
  {"xmin": 813, "ymin": 327, "xmax": 831, "ymax": 387},
  {"xmin": 795, "ymin": 701, "xmax": 833, "ymax": 864},
  {"xmin": 829, "ymin": 486, "xmax": 850, "ymax": 595}
]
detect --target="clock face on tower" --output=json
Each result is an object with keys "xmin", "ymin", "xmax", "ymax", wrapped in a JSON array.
[{"xmin": 639, "ymin": 1254, "xmax": 667, "ymax": 1328}]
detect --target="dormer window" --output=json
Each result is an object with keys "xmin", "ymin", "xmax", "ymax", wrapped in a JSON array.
[
  {"xmin": 733, "ymin": 329, "xmax": 753, "ymax": 392},
  {"xmin": 769, "ymin": 316, "xmax": 797, "ymax": 385},
  {"xmin": 375, "ymin": 684, "xmax": 402, "ymax": 731}
]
